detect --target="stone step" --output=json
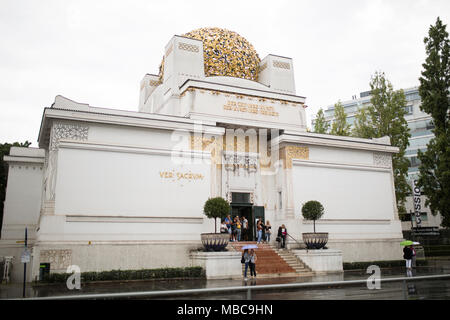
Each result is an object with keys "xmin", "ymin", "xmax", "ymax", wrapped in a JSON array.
[{"xmin": 232, "ymin": 241, "xmax": 312, "ymax": 276}]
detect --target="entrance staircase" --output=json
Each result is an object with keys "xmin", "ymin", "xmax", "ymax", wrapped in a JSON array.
[{"xmin": 230, "ymin": 241, "xmax": 313, "ymax": 278}]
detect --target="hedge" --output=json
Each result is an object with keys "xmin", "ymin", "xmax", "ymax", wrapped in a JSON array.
[
  {"xmin": 39, "ymin": 266, "xmax": 205, "ymax": 284},
  {"xmin": 343, "ymin": 259, "xmax": 428, "ymax": 270}
]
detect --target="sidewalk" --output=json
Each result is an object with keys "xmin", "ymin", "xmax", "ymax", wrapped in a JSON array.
[{"xmin": 1, "ymin": 258, "xmax": 450, "ymax": 299}]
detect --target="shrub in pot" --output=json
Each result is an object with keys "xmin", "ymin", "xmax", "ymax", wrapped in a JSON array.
[
  {"xmin": 202, "ymin": 197, "xmax": 231, "ymax": 251},
  {"xmin": 301, "ymin": 200, "xmax": 328, "ymax": 249}
]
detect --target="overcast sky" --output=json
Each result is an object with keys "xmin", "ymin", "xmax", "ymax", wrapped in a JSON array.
[{"xmin": 1, "ymin": 0, "xmax": 449, "ymax": 146}]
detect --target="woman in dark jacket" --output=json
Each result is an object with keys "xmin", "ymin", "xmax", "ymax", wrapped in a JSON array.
[
  {"xmin": 277, "ymin": 224, "xmax": 287, "ymax": 249},
  {"xmin": 403, "ymin": 245, "xmax": 413, "ymax": 270}
]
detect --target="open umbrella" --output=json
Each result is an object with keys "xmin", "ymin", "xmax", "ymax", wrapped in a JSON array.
[
  {"xmin": 400, "ymin": 240, "xmax": 413, "ymax": 246},
  {"xmin": 412, "ymin": 241, "xmax": 420, "ymax": 245},
  {"xmin": 241, "ymin": 244, "xmax": 258, "ymax": 250}
]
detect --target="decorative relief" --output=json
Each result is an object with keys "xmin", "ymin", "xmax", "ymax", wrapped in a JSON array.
[
  {"xmin": 45, "ymin": 123, "xmax": 89, "ymax": 201},
  {"xmin": 223, "ymin": 152, "xmax": 258, "ymax": 173},
  {"xmin": 40, "ymin": 249, "xmax": 72, "ymax": 271},
  {"xmin": 273, "ymin": 60, "xmax": 291, "ymax": 70},
  {"xmin": 282, "ymin": 146, "xmax": 309, "ymax": 169},
  {"xmin": 179, "ymin": 87, "xmax": 302, "ymax": 107},
  {"xmin": 149, "ymin": 80, "xmax": 160, "ymax": 87},
  {"xmin": 178, "ymin": 42, "xmax": 199, "ymax": 53},
  {"xmin": 190, "ymin": 135, "xmax": 216, "ymax": 151},
  {"xmin": 50, "ymin": 123, "xmax": 89, "ymax": 151},
  {"xmin": 373, "ymin": 152, "xmax": 392, "ymax": 168},
  {"xmin": 165, "ymin": 44, "xmax": 173, "ymax": 57},
  {"xmin": 259, "ymin": 62, "xmax": 267, "ymax": 72}
]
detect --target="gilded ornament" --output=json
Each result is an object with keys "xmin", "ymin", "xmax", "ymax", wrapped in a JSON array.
[
  {"xmin": 281, "ymin": 146, "xmax": 309, "ymax": 169},
  {"xmin": 158, "ymin": 27, "xmax": 261, "ymax": 82}
]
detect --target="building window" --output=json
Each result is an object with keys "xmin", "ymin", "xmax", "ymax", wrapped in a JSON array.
[
  {"xmin": 278, "ymin": 191, "xmax": 282, "ymax": 210},
  {"xmin": 232, "ymin": 192, "xmax": 250, "ymax": 203},
  {"xmin": 404, "ymin": 105, "xmax": 413, "ymax": 115},
  {"xmin": 408, "ymin": 156, "xmax": 421, "ymax": 168}
]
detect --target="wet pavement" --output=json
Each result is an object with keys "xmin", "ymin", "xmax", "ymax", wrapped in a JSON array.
[{"xmin": 1, "ymin": 258, "xmax": 450, "ymax": 300}]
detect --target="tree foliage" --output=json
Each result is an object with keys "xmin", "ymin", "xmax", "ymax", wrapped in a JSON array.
[
  {"xmin": 313, "ymin": 108, "xmax": 330, "ymax": 134},
  {"xmin": 417, "ymin": 17, "xmax": 450, "ymax": 227},
  {"xmin": 301, "ymin": 200, "xmax": 324, "ymax": 233},
  {"xmin": 203, "ymin": 197, "xmax": 230, "ymax": 233},
  {"xmin": 352, "ymin": 107, "xmax": 372, "ymax": 138},
  {"xmin": 0, "ymin": 141, "xmax": 32, "ymax": 236},
  {"xmin": 330, "ymin": 101, "xmax": 351, "ymax": 136},
  {"xmin": 352, "ymin": 71, "xmax": 411, "ymax": 214}
]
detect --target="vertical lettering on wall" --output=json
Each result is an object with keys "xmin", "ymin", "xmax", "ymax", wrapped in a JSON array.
[{"xmin": 412, "ymin": 180, "xmax": 422, "ymax": 227}]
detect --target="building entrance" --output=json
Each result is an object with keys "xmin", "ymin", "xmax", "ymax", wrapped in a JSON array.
[{"xmin": 230, "ymin": 193, "xmax": 264, "ymax": 241}]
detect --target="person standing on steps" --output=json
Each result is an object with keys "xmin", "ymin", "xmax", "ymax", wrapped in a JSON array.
[
  {"xmin": 256, "ymin": 220, "xmax": 263, "ymax": 244},
  {"xmin": 249, "ymin": 249, "xmax": 257, "ymax": 278},
  {"xmin": 278, "ymin": 224, "xmax": 287, "ymax": 249},
  {"xmin": 235, "ymin": 216, "xmax": 242, "ymax": 242},
  {"xmin": 242, "ymin": 216, "xmax": 248, "ymax": 241},
  {"xmin": 265, "ymin": 221, "xmax": 272, "ymax": 243}
]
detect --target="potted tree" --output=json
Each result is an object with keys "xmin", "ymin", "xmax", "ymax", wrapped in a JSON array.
[
  {"xmin": 301, "ymin": 200, "xmax": 328, "ymax": 249},
  {"xmin": 201, "ymin": 197, "xmax": 231, "ymax": 251}
]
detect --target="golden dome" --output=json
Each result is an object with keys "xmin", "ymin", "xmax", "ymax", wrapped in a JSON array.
[{"xmin": 159, "ymin": 27, "xmax": 261, "ymax": 82}]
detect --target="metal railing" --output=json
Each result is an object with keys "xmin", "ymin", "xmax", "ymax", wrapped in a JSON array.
[
  {"xmin": 11, "ymin": 273, "xmax": 450, "ymax": 300},
  {"xmin": 286, "ymin": 232, "xmax": 304, "ymax": 248}
]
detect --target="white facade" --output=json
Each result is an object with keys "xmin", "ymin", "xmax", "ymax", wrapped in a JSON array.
[{"xmin": 1, "ymin": 31, "xmax": 404, "ymax": 282}]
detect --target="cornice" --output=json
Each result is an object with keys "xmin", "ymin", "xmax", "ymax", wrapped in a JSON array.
[{"xmin": 277, "ymin": 133, "xmax": 399, "ymax": 154}]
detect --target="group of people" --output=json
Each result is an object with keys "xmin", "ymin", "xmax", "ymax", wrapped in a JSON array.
[
  {"xmin": 221, "ymin": 215, "xmax": 285, "ymax": 245},
  {"xmin": 256, "ymin": 220, "xmax": 288, "ymax": 249},
  {"xmin": 220, "ymin": 215, "xmax": 249, "ymax": 242},
  {"xmin": 255, "ymin": 219, "xmax": 272, "ymax": 244},
  {"xmin": 221, "ymin": 215, "xmax": 289, "ymax": 248}
]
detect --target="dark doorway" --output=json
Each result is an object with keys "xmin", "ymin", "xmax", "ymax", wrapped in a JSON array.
[
  {"xmin": 231, "ymin": 204, "xmax": 253, "ymax": 241},
  {"xmin": 230, "ymin": 193, "xmax": 264, "ymax": 241}
]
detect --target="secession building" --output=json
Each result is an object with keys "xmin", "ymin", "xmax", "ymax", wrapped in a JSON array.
[{"xmin": 1, "ymin": 28, "xmax": 403, "ymax": 282}]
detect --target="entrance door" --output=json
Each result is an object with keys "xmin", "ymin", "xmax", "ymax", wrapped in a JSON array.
[
  {"xmin": 231, "ymin": 204, "xmax": 252, "ymax": 241},
  {"xmin": 231, "ymin": 192, "xmax": 253, "ymax": 241},
  {"xmin": 230, "ymin": 193, "xmax": 265, "ymax": 241}
]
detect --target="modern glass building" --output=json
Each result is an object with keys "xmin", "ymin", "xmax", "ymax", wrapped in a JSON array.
[{"xmin": 312, "ymin": 87, "xmax": 442, "ymax": 230}]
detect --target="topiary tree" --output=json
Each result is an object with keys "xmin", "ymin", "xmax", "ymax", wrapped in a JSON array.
[
  {"xmin": 203, "ymin": 197, "xmax": 230, "ymax": 233},
  {"xmin": 301, "ymin": 200, "xmax": 325, "ymax": 233}
]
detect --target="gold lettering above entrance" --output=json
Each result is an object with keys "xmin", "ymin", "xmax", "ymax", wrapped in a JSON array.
[{"xmin": 223, "ymin": 100, "xmax": 279, "ymax": 117}]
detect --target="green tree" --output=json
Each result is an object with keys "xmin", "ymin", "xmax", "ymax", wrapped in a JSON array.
[
  {"xmin": 203, "ymin": 197, "xmax": 230, "ymax": 233},
  {"xmin": 353, "ymin": 71, "xmax": 411, "ymax": 214},
  {"xmin": 417, "ymin": 17, "xmax": 450, "ymax": 228},
  {"xmin": 313, "ymin": 108, "xmax": 330, "ymax": 134},
  {"xmin": 0, "ymin": 141, "xmax": 32, "ymax": 236},
  {"xmin": 301, "ymin": 200, "xmax": 325, "ymax": 233},
  {"xmin": 330, "ymin": 101, "xmax": 351, "ymax": 136},
  {"xmin": 352, "ymin": 107, "xmax": 373, "ymax": 138}
]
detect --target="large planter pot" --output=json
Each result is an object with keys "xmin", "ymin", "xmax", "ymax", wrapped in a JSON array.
[
  {"xmin": 201, "ymin": 233, "xmax": 229, "ymax": 252},
  {"xmin": 302, "ymin": 232, "xmax": 329, "ymax": 249}
]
